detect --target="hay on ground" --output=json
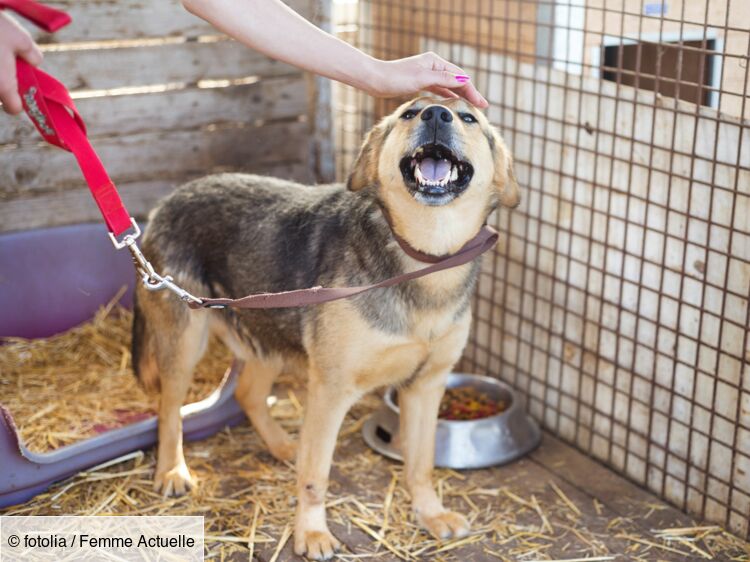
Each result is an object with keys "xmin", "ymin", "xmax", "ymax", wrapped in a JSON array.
[{"xmin": 1, "ymin": 303, "xmax": 749, "ymax": 561}]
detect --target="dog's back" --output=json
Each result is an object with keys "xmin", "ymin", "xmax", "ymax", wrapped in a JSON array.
[
  {"xmin": 142, "ymin": 173, "xmax": 345, "ymax": 294},
  {"xmin": 131, "ymin": 173, "xmax": 392, "ymax": 385}
]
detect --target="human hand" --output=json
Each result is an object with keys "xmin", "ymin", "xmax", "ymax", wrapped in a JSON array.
[
  {"xmin": 0, "ymin": 12, "xmax": 43, "ymax": 115},
  {"xmin": 367, "ymin": 52, "xmax": 488, "ymax": 108}
]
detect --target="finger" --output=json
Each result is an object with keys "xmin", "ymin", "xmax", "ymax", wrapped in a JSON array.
[
  {"xmin": 419, "ymin": 69, "xmax": 489, "ymax": 108},
  {"xmin": 420, "ymin": 52, "xmax": 489, "ymax": 108},
  {"xmin": 426, "ymin": 86, "xmax": 460, "ymax": 99},
  {"xmin": 423, "ymin": 51, "xmax": 465, "ymax": 76},
  {"xmin": 17, "ymin": 39, "xmax": 43, "ymax": 66},
  {"xmin": 417, "ymin": 67, "xmax": 470, "ymax": 92},
  {"xmin": 454, "ymin": 82, "xmax": 489, "ymax": 109},
  {"xmin": 2, "ymin": 13, "xmax": 43, "ymax": 66},
  {"xmin": 0, "ymin": 51, "xmax": 22, "ymax": 114}
]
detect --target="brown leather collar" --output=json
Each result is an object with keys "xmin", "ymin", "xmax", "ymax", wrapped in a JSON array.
[{"xmin": 378, "ymin": 203, "xmax": 483, "ymax": 264}]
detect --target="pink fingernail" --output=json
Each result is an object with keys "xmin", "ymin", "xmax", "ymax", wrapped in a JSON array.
[{"xmin": 455, "ymin": 75, "xmax": 470, "ymax": 83}]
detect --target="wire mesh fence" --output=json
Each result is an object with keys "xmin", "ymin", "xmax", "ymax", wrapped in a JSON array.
[{"xmin": 332, "ymin": 0, "xmax": 750, "ymax": 538}]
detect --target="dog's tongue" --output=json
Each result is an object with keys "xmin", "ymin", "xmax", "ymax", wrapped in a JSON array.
[{"xmin": 418, "ymin": 157, "xmax": 451, "ymax": 182}]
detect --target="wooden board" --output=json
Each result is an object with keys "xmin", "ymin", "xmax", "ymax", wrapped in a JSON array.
[
  {"xmin": 0, "ymin": 120, "xmax": 309, "ymax": 197},
  {"xmin": 0, "ymin": 75, "xmax": 307, "ymax": 146},
  {"xmin": 0, "ymin": 0, "xmax": 318, "ymax": 236},
  {"xmin": 0, "ymin": 162, "xmax": 312, "ymax": 233},
  {"xmin": 24, "ymin": 0, "xmax": 313, "ymax": 43},
  {"xmin": 37, "ymin": 39, "xmax": 296, "ymax": 92},
  {"xmin": 530, "ymin": 435, "xmax": 693, "ymax": 531}
]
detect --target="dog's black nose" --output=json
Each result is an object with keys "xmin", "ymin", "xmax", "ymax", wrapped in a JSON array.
[{"xmin": 421, "ymin": 105, "xmax": 453, "ymax": 123}]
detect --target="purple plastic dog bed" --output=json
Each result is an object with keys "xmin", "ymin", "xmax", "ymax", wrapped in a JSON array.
[{"xmin": 0, "ymin": 223, "xmax": 245, "ymax": 509}]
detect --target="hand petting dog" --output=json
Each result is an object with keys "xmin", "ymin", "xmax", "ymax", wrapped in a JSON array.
[
  {"xmin": 368, "ymin": 52, "xmax": 488, "ymax": 108},
  {"xmin": 183, "ymin": 0, "xmax": 488, "ymax": 107},
  {"xmin": 1, "ymin": 0, "xmax": 487, "ymax": 112}
]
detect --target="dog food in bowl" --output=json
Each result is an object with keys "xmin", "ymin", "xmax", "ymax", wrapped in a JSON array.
[
  {"xmin": 364, "ymin": 373, "xmax": 541, "ymax": 468},
  {"xmin": 438, "ymin": 386, "xmax": 508, "ymax": 420}
]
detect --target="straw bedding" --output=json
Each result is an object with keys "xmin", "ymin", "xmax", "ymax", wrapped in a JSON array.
[
  {"xmin": 1, "ymin": 301, "xmax": 749, "ymax": 561},
  {"xmin": 0, "ymin": 294, "xmax": 231, "ymax": 452}
]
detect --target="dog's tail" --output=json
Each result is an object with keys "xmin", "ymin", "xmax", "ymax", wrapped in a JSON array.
[{"xmin": 131, "ymin": 289, "xmax": 160, "ymax": 393}]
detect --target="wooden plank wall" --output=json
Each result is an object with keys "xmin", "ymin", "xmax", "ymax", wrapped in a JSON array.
[{"xmin": 0, "ymin": 0, "xmax": 316, "ymax": 233}]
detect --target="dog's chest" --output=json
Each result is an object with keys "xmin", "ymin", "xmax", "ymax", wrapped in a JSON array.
[
  {"xmin": 334, "ymin": 299, "xmax": 468, "ymax": 392},
  {"xmin": 406, "ymin": 306, "xmax": 458, "ymax": 344}
]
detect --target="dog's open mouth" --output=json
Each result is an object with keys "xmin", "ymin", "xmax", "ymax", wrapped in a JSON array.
[{"xmin": 399, "ymin": 144, "xmax": 474, "ymax": 205}]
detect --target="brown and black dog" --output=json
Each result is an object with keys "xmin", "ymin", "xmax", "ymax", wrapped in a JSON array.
[{"xmin": 132, "ymin": 96, "xmax": 519, "ymax": 560}]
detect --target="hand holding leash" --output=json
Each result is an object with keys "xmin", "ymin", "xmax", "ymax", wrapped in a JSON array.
[{"xmin": 0, "ymin": 10, "xmax": 43, "ymax": 114}]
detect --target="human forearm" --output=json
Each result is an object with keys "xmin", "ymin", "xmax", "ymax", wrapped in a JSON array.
[
  {"xmin": 182, "ymin": 0, "xmax": 487, "ymax": 106},
  {"xmin": 182, "ymin": 0, "xmax": 381, "ymax": 93}
]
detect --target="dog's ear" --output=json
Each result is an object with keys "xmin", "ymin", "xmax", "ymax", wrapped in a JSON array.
[
  {"xmin": 347, "ymin": 119, "xmax": 389, "ymax": 191},
  {"xmin": 491, "ymin": 127, "xmax": 520, "ymax": 208}
]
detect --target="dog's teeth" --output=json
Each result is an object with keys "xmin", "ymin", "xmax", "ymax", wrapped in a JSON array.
[
  {"xmin": 450, "ymin": 166, "xmax": 458, "ymax": 182},
  {"xmin": 415, "ymin": 166, "xmax": 424, "ymax": 183}
]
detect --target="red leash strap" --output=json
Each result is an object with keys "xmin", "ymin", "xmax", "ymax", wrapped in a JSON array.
[
  {"xmin": 2, "ymin": 0, "xmax": 134, "ymax": 237},
  {"xmin": 0, "ymin": 0, "xmax": 69, "ymax": 32}
]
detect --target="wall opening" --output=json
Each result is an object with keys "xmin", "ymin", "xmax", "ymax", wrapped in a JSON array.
[{"xmin": 600, "ymin": 38, "xmax": 720, "ymax": 107}]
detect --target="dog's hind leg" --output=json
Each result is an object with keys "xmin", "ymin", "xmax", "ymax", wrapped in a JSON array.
[
  {"xmin": 134, "ymin": 293, "xmax": 208, "ymax": 496},
  {"xmin": 234, "ymin": 356, "xmax": 297, "ymax": 462}
]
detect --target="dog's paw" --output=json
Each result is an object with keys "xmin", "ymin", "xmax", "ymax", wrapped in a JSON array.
[
  {"xmin": 269, "ymin": 437, "xmax": 298, "ymax": 463},
  {"xmin": 294, "ymin": 529, "xmax": 340, "ymax": 561},
  {"xmin": 154, "ymin": 462, "xmax": 195, "ymax": 497},
  {"xmin": 419, "ymin": 510, "xmax": 470, "ymax": 540}
]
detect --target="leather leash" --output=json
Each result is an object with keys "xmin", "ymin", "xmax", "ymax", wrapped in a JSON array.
[
  {"xmin": 188, "ymin": 225, "xmax": 498, "ymax": 309},
  {"xmin": 4, "ymin": 0, "xmax": 500, "ymax": 310}
]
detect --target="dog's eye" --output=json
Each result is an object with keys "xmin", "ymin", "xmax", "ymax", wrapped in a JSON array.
[
  {"xmin": 401, "ymin": 109, "xmax": 418, "ymax": 120},
  {"xmin": 460, "ymin": 113, "xmax": 477, "ymax": 124}
]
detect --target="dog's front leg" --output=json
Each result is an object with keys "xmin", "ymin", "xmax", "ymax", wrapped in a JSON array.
[
  {"xmin": 400, "ymin": 368, "xmax": 470, "ymax": 540},
  {"xmin": 294, "ymin": 374, "xmax": 356, "ymax": 560}
]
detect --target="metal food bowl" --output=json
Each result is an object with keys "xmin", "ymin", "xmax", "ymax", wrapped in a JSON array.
[{"xmin": 362, "ymin": 373, "xmax": 541, "ymax": 469}]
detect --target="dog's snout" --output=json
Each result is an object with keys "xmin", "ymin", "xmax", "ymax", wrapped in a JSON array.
[
  {"xmin": 421, "ymin": 105, "xmax": 453, "ymax": 124},
  {"xmin": 417, "ymin": 104, "xmax": 457, "ymax": 150}
]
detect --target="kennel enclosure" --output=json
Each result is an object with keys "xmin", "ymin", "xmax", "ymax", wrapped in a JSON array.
[{"xmin": 0, "ymin": 0, "xmax": 748, "ymax": 549}]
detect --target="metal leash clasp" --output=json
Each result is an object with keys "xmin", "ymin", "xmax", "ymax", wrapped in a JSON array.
[
  {"xmin": 108, "ymin": 218, "xmax": 204, "ymax": 306},
  {"xmin": 107, "ymin": 217, "xmax": 141, "ymax": 250}
]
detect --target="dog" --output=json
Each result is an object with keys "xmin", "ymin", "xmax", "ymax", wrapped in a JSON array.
[{"xmin": 132, "ymin": 96, "xmax": 519, "ymax": 559}]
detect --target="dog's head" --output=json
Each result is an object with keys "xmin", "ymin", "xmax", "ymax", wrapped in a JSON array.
[{"xmin": 347, "ymin": 97, "xmax": 519, "ymax": 212}]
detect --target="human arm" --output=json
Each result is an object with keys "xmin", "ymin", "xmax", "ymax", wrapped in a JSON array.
[{"xmin": 182, "ymin": 0, "xmax": 488, "ymax": 107}]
